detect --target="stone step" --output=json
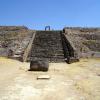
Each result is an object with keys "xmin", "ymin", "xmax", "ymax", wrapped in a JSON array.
[
  {"xmin": 30, "ymin": 55, "xmax": 64, "ymax": 59},
  {"xmin": 31, "ymin": 49, "xmax": 64, "ymax": 52},
  {"xmin": 28, "ymin": 57, "xmax": 65, "ymax": 62},
  {"xmin": 29, "ymin": 31, "xmax": 65, "ymax": 62}
]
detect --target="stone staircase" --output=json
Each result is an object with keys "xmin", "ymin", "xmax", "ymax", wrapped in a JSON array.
[{"xmin": 29, "ymin": 31, "xmax": 65, "ymax": 62}]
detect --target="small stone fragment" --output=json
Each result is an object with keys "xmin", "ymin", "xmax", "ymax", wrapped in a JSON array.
[{"xmin": 37, "ymin": 75, "xmax": 50, "ymax": 80}]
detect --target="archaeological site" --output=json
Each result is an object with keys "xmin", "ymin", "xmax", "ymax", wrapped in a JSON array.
[
  {"xmin": 0, "ymin": 26, "xmax": 100, "ymax": 70},
  {"xmin": 0, "ymin": 26, "xmax": 100, "ymax": 100}
]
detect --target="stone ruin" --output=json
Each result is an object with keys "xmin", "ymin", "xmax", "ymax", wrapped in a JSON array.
[
  {"xmin": 27, "ymin": 29, "xmax": 79, "ymax": 71},
  {"xmin": 0, "ymin": 26, "xmax": 100, "ymax": 71}
]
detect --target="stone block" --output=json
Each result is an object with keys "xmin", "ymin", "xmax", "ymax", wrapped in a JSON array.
[
  {"xmin": 37, "ymin": 75, "xmax": 50, "ymax": 80},
  {"xmin": 29, "ymin": 59, "xmax": 49, "ymax": 71}
]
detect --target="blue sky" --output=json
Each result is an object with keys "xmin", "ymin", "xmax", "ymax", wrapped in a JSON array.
[{"xmin": 0, "ymin": 0, "xmax": 100, "ymax": 30}]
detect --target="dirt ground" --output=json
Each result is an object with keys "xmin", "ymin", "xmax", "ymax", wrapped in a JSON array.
[{"xmin": 0, "ymin": 57, "xmax": 100, "ymax": 100}]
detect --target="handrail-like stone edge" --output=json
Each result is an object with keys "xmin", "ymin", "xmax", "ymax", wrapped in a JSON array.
[
  {"xmin": 22, "ymin": 31, "xmax": 36, "ymax": 62},
  {"xmin": 62, "ymin": 33, "xmax": 79, "ymax": 58},
  {"xmin": 62, "ymin": 33, "xmax": 77, "ymax": 51}
]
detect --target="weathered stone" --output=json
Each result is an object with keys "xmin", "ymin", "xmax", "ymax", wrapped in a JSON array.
[
  {"xmin": 8, "ymin": 49, "xmax": 14, "ymax": 57},
  {"xmin": 28, "ymin": 31, "xmax": 65, "ymax": 63},
  {"xmin": 37, "ymin": 75, "xmax": 50, "ymax": 80},
  {"xmin": 30, "ymin": 60, "xmax": 49, "ymax": 71},
  {"xmin": 28, "ymin": 30, "xmax": 79, "ymax": 64},
  {"xmin": 0, "ymin": 26, "xmax": 100, "ymax": 60}
]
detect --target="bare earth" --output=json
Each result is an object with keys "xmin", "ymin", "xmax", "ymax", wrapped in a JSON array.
[{"xmin": 0, "ymin": 57, "xmax": 100, "ymax": 100}]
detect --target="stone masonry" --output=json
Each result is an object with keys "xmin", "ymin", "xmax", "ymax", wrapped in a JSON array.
[{"xmin": 29, "ymin": 31, "xmax": 65, "ymax": 63}]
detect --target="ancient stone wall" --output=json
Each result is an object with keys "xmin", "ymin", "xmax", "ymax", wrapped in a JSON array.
[
  {"xmin": 61, "ymin": 33, "xmax": 79, "ymax": 63},
  {"xmin": 63, "ymin": 27, "xmax": 100, "ymax": 58},
  {"xmin": 28, "ymin": 30, "xmax": 79, "ymax": 64},
  {"xmin": 0, "ymin": 26, "xmax": 34, "ymax": 60},
  {"xmin": 0, "ymin": 26, "xmax": 100, "ymax": 62}
]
